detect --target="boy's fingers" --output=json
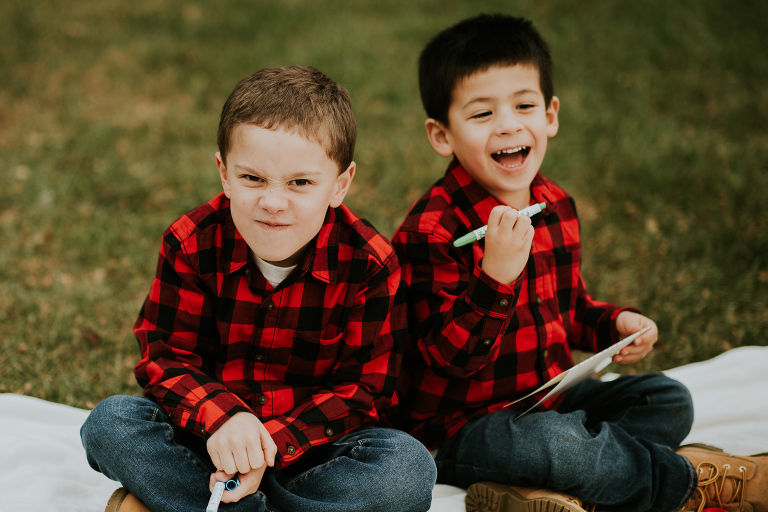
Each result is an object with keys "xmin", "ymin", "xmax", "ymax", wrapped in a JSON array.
[
  {"xmin": 514, "ymin": 213, "xmax": 532, "ymax": 230},
  {"xmin": 234, "ymin": 448, "xmax": 252, "ymax": 474},
  {"xmin": 263, "ymin": 443, "xmax": 277, "ymax": 467},
  {"xmin": 265, "ymin": 443, "xmax": 277, "ymax": 466},
  {"xmin": 500, "ymin": 208, "xmax": 521, "ymax": 229},
  {"xmin": 258, "ymin": 425, "xmax": 278, "ymax": 466},
  {"xmin": 523, "ymin": 223, "xmax": 534, "ymax": 242},
  {"xmin": 493, "ymin": 207, "xmax": 532, "ymax": 235},
  {"xmin": 246, "ymin": 443, "xmax": 265, "ymax": 470},
  {"xmin": 210, "ymin": 451, "xmax": 224, "ymax": 473},
  {"xmin": 487, "ymin": 205, "xmax": 509, "ymax": 231},
  {"xmin": 209, "ymin": 470, "xmax": 237, "ymax": 492},
  {"xmin": 220, "ymin": 452, "xmax": 238, "ymax": 475}
]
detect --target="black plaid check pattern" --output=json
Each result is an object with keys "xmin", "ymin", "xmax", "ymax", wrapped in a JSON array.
[
  {"xmin": 134, "ymin": 193, "xmax": 405, "ymax": 469},
  {"xmin": 392, "ymin": 164, "xmax": 633, "ymax": 450}
]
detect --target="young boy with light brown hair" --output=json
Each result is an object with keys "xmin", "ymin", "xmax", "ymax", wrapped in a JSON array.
[{"xmin": 81, "ymin": 65, "xmax": 436, "ymax": 512}]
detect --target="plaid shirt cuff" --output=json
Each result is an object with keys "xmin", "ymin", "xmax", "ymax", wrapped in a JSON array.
[
  {"xmin": 465, "ymin": 261, "xmax": 521, "ymax": 318},
  {"xmin": 173, "ymin": 391, "xmax": 252, "ymax": 439}
]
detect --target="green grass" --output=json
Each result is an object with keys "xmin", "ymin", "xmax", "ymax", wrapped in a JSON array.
[{"xmin": 1, "ymin": 0, "xmax": 766, "ymax": 408}]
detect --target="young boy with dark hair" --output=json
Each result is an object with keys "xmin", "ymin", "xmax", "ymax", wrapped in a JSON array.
[
  {"xmin": 81, "ymin": 65, "xmax": 436, "ymax": 512},
  {"xmin": 393, "ymin": 14, "xmax": 767, "ymax": 512}
]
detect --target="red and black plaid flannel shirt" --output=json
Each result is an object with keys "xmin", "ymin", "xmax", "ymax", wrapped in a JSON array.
[
  {"xmin": 392, "ymin": 164, "xmax": 633, "ymax": 450},
  {"xmin": 134, "ymin": 193, "xmax": 404, "ymax": 469}
]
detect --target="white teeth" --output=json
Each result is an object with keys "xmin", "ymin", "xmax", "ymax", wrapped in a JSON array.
[{"xmin": 495, "ymin": 147, "xmax": 524, "ymax": 155}]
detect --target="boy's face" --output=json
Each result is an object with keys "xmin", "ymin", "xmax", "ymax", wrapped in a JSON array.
[
  {"xmin": 216, "ymin": 124, "xmax": 354, "ymax": 267},
  {"xmin": 426, "ymin": 64, "xmax": 559, "ymax": 208}
]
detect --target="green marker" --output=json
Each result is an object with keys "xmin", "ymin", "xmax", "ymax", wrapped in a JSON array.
[{"xmin": 453, "ymin": 203, "xmax": 546, "ymax": 248}]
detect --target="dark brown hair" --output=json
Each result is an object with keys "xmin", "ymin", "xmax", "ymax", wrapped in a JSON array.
[{"xmin": 419, "ymin": 14, "xmax": 554, "ymax": 125}]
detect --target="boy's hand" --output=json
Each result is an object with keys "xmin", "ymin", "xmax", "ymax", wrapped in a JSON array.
[
  {"xmin": 481, "ymin": 205, "xmax": 534, "ymax": 285},
  {"xmin": 613, "ymin": 311, "xmax": 658, "ymax": 364},
  {"xmin": 206, "ymin": 412, "xmax": 277, "ymax": 477},
  {"xmin": 208, "ymin": 467, "xmax": 267, "ymax": 504}
]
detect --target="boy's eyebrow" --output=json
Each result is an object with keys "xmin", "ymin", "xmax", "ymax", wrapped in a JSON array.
[
  {"xmin": 460, "ymin": 88, "xmax": 541, "ymax": 110},
  {"xmin": 233, "ymin": 164, "xmax": 325, "ymax": 179}
]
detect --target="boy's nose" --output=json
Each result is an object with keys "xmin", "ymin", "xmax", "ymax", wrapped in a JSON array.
[
  {"xmin": 495, "ymin": 110, "xmax": 524, "ymax": 135},
  {"xmin": 258, "ymin": 190, "xmax": 288, "ymax": 213}
]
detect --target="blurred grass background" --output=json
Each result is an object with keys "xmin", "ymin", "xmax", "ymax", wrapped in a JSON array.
[{"xmin": 1, "ymin": 0, "xmax": 766, "ymax": 409}]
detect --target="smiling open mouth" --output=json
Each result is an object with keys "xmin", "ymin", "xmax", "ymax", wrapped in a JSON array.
[{"xmin": 492, "ymin": 146, "xmax": 530, "ymax": 168}]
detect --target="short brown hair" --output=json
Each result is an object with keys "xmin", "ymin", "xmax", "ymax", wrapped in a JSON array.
[{"xmin": 217, "ymin": 65, "xmax": 356, "ymax": 172}]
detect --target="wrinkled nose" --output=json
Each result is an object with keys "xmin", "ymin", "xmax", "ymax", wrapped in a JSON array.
[{"xmin": 258, "ymin": 189, "xmax": 288, "ymax": 214}]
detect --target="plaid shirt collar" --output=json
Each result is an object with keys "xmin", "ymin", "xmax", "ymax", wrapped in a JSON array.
[
  {"xmin": 221, "ymin": 198, "xmax": 341, "ymax": 284},
  {"xmin": 442, "ymin": 162, "xmax": 560, "ymax": 229}
]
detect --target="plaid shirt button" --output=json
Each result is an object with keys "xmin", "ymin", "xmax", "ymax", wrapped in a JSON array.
[
  {"xmin": 324, "ymin": 427, "xmax": 334, "ymax": 436},
  {"xmin": 255, "ymin": 355, "xmax": 264, "ymax": 362},
  {"xmin": 483, "ymin": 339, "xmax": 492, "ymax": 345},
  {"xmin": 258, "ymin": 395, "xmax": 268, "ymax": 405},
  {"xmin": 265, "ymin": 302, "xmax": 274, "ymax": 310},
  {"xmin": 535, "ymin": 295, "xmax": 543, "ymax": 305},
  {"xmin": 286, "ymin": 445, "xmax": 296, "ymax": 455},
  {"xmin": 499, "ymin": 299, "xmax": 509, "ymax": 307}
]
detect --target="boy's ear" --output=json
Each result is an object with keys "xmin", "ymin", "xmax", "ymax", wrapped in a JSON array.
[
  {"xmin": 329, "ymin": 161, "xmax": 356, "ymax": 208},
  {"xmin": 425, "ymin": 118, "xmax": 455, "ymax": 158},
  {"xmin": 215, "ymin": 152, "xmax": 232, "ymax": 198},
  {"xmin": 546, "ymin": 96, "xmax": 560, "ymax": 138}
]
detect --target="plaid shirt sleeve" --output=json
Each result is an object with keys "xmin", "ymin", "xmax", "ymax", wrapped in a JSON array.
[
  {"xmin": 394, "ymin": 219, "xmax": 519, "ymax": 378},
  {"xmin": 133, "ymin": 227, "xmax": 254, "ymax": 439},
  {"xmin": 134, "ymin": 200, "xmax": 404, "ymax": 469}
]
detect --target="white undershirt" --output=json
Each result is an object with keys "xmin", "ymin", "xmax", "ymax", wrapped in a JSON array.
[{"xmin": 252, "ymin": 253, "xmax": 297, "ymax": 289}]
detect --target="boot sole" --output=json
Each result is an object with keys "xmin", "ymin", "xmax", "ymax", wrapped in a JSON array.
[
  {"xmin": 105, "ymin": 488, "xmax": 130, "ymax": 512},
  {"xmin": 466, "ymin": 482, "xmax": 584, "ymax": 512}
]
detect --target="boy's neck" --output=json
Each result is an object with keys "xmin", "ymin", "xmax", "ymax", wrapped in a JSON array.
[{"xmin": 496, "ymin": 189, "xmax": 532, "ymax": 210}]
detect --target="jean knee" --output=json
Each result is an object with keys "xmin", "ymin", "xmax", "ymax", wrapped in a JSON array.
[
  {"xmin": 81, "ymin": 395, "xmax": 156, "ymax": 452},
  {"xmin": 654, "ymin": 376, "xmax": 695, "ymax": 433},
  {"xmin": 374, "ymin": 431, "xmax": 436, "ymax": 509},
  {"xmin": 671, "ymin": 380, "xmax": 695, "ymax": 432},
  {"xmin": 395, "ymin": 432, "xmax": 437, "ymax": 479}
]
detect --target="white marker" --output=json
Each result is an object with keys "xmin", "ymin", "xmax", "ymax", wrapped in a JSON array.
[
  {"xmin": 206, "ymin": 478, "xmax": 240, "ymax": 512},
  {"xmin": 453, "ymin": 203, "xmax": 547, "ymax": 247}
]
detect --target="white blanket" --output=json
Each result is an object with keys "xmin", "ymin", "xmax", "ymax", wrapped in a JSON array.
[{"xmin": 1, "ymin": 346, "xmax": 766, "ymax": 512}]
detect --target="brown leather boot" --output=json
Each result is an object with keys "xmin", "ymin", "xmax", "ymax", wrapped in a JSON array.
[
  {"xmin": 677, "ymin": 444, "xmax": 768, "ymax": 512},
  {"xmin": 104, "ymin": 488, "xmax": 151, "ymax": 512},
  {"xmin": 466, "ymin": 481, "xmax": 596, "ymax": 512}
]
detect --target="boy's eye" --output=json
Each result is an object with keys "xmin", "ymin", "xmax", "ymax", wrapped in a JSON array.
[
  {"xmin": 471, "ymin": 111, "xmax": 491, "ymax": 119},
  {"xmin": 243, "ymin": 175, "xmax": 264, "ymax": 183},
  {"xmin": 517, "ymin": 104, "xmax": 535, "ymax": 110},
  {"xmin": 290, "ymin": 179, "xmax": 312, "ymax": 186}
]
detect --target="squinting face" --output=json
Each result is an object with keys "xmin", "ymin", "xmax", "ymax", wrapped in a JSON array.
[
  {"xmin": 430, "ymin": 64, "xmax": 559, "ymax": 208},
  {"xmin": 216, "ymin": 124, "xmax": 354, "ymax": 267}
]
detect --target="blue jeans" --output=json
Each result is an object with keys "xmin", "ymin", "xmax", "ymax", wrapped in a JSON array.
[
  {"xmin": 434, "ymin": 374, "xmax": 697, "ymax": 512},
  {"xmin": 81, "ymin": 395, "xmax": 436, "ymax": 512}
]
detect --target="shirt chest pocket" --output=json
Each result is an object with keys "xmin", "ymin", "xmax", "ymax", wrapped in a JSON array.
[{"xmin": 284, "ymin": 331, "xmax": 345, "ymax": 386}]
